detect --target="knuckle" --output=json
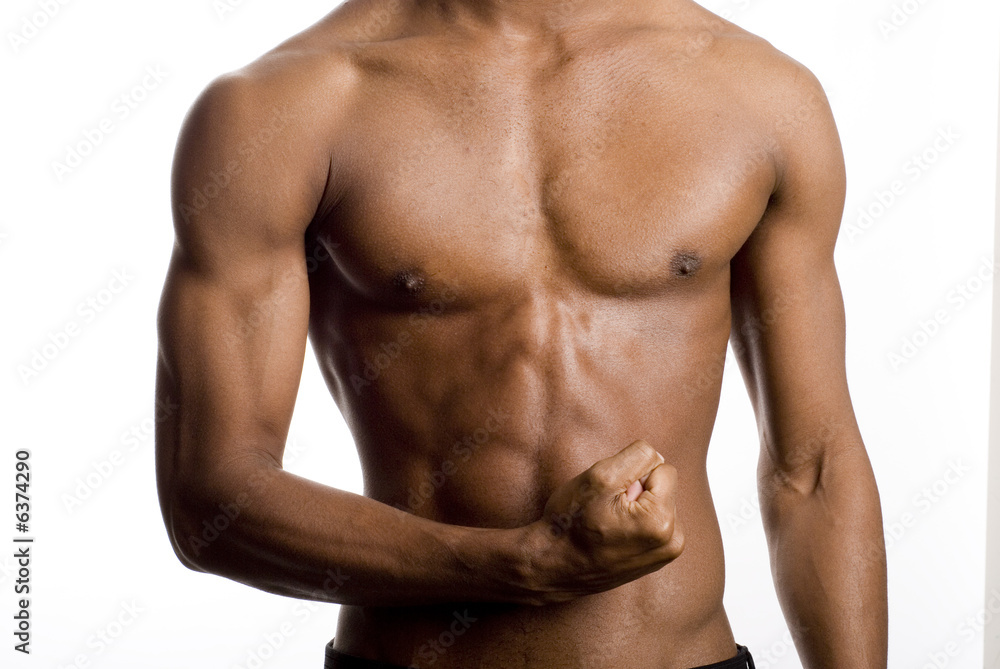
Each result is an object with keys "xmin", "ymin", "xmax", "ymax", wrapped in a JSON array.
[
  {"xmin": 652, "ymin": 528, "xmax": 684, "ymax": 561},
  {"xmin": 586, "ymin": 464, "xmax": 613, "ymax": 490},
  {"xmin": 657, "ymin": 462, "xmax": 678, "ymax": 487},
  {"xmin": 641, "ymin": 512, "xmax": 676, "ymax": 546},
  {"xmin": 633, "ymin": 440, "xmax": 656, "ymax": 460},
  {"xmin": 643, "ymin": 514, "xmax": 672, "ymax": 542},
  {"xmin": 670, "ymin": 530, "xmax": 686, "ymax": 557},
  {"xmin": 659, "ymin": 514, "xmax": 676, "ymax": 539}
]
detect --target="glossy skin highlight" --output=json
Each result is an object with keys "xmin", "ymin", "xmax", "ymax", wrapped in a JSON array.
[{"xmin": 155, "ymin": 1, "xmax": 888, "ymax": 667}]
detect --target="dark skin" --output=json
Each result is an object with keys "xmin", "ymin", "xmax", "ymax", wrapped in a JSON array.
[{"xmin": 155, "ymin": 0, "xmax": 888, "ymax": 667}]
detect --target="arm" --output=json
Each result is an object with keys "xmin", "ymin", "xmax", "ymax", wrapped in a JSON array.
[
  {"xmin": 729, "ymin": 64, "xmax": 888, "ymax": 667},
  {"xmin": 155, "ymin": 69, "xmax": 535, "ymax": 606},
  {"xmin": 155, "ymin": 67, "xmax": 683, "ymax": 608}
]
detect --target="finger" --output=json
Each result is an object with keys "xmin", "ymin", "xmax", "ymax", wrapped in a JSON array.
[
  {"xmin": 656, "ymin": 523, "xmax": 685, "ymax": 560},
  {"xmin": 625, "ymin": 473, "xmax": 653, "ymax": 502},
  {"xmin": 635, "ymin": 462, "xmax": 678, "ymax": 505},
  {"xmin": 593, "ymin": 440, "xmax": 664, "ymax": 490}
]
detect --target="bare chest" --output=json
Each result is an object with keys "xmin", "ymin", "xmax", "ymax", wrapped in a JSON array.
[{"xmin": 314, "ymin": 49, "xmax": 776, "ymax": 304}]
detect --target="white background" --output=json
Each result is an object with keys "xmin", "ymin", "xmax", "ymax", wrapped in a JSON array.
[{"xmin": 2, "ymin": 1, "xmax": 997, "ymax": 668}]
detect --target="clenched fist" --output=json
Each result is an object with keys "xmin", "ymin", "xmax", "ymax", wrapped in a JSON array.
[{"xmin": 524, "ymin": 440, "xmax": 685, "ymax": 604}]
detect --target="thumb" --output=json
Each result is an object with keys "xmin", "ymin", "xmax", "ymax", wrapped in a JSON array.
[{"xmin": 595, "ymin": 440, "xmax": 664, "ymax": 492}]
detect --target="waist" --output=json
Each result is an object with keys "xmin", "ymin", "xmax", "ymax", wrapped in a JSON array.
[
  {"xmin": 334, "ymin": 489, "xmax": 732, "ymax": 667},
  {"xmin": 334, "ymin": 579, "xmax": 735, "ymax": 669}
]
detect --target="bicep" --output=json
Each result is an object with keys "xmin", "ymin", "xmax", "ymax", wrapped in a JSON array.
[
  {"xmin": 156, "ymin": 245, "xmax": 309, "ymax": 469},
  {"xmin": 729, "ymin": 67, "xmax": 860, "ymax": 479},
  {"xmin": 156, "ymin": 73, "xmax": 322, "ymax": 503}
]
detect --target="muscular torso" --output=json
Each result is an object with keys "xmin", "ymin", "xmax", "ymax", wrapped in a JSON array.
[{"xmin": 294, "ymin": 2, "xmax": 777, "ymax": 666}]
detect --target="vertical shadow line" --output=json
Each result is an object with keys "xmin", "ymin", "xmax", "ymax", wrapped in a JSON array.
[{"xmin": 985, "ymin": 21, "xmax": 1000, "ymax": 669}]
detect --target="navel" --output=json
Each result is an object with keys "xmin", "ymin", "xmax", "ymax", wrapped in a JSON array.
[{"xmin": 670, "ymin": 251, "xmax": 703, "ymax": 278}]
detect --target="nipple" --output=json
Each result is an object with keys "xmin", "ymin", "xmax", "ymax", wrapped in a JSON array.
[
  {"xmin": 670, "ymin": 251, "xmax": 702, "ymax": 278},
  {"xmin": 392, "ymin": 269, "xmax": 426, "ymax": 296}
]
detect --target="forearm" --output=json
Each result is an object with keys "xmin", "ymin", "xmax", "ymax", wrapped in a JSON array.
[
  {"xmin": 167, "ymin": 456, "xmax": 538, "ymax": 607},
  {"xmin": 758, "ymin": 446, "xmax": 888, "ymax": 669}
]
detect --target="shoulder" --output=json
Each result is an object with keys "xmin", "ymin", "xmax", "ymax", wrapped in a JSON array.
[
  {"xmin": 179, "ymin": 29, "xmax": 360, "ymax": 159},
  {"xmin": 171, "ymin": 13, "xmax": 370, "ymax": 240},
  {"xmin": 692, "ymin": 19, "xmax": 842, "ymax": 198},
  {"xmin": 172, "ymin": 0, "xmax": 421, "ymax": 218},
  {"xmin": 691, "ymin": 14, "xmax": 832, "ymax": 129},
  {"xmin": 642, "ymin": 8, "xmax": 836, "ymax": 143},
  {"xmin": 177, "ymin": 0, "xmax": 415, "ymax": 171},
  {"xmin": 730, "ymin": 37, "xmax": 833, "ymax": 138}
]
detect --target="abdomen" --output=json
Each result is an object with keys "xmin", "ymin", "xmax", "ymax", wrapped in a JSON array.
[{"xmin": 312, "ymin": 249, "xmax": 737, "ymax": 666}]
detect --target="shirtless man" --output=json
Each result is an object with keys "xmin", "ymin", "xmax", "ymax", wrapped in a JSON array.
[{"xmin": 154, "ymin": 0, "xmax": 888, "ymax": 667}]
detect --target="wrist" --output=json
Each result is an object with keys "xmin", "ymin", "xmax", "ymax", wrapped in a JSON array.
[{"xmin": 512, "ymin": 519, "xmax": 563, "ymax": 606}]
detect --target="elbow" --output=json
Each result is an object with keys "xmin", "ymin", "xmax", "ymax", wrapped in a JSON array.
[
  {"xmin": 169, "ymin": 533, "xmax": 207, "ymax": 573},
  {"xmin": 157, "ymin": 464, "xmax": 212, "ymax": 571},
  {"xmin": 756, "ymin": 421, "xmax": 869, "ymax": 499},
  {"xmin": 157, "ymin": 450, "xmax": 280, "ymax": 576},
  {"xmin": 162, "ymin": 492, "xmax": 214, "ymax": 573},
  {"xmin": 756, "ymin": 450, "xmax": 824, "ymax": 501},
  {"xmin": 160, "ymin": 480, "xmax": 252, "ymax": 575},
  {"xmin": 757, "ymin": 441, "xmax": 881, "ymax": 519}
]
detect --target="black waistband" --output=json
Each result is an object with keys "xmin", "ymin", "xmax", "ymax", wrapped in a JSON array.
[{"xmin": 324, "ymin": 640, "xmax": 755, "ymax": 669}]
